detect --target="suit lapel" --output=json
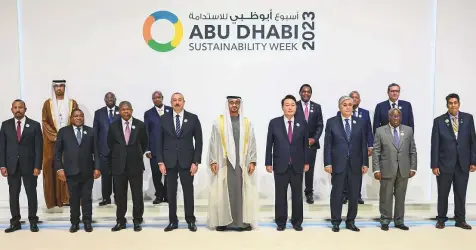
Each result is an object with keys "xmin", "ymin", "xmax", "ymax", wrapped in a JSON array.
[
  {"xmin": 338, "ymin": 117, "xmax": 350, "ymax": 142},
  {"xmin": 444, "ymin": 114, "xmax": 457, "ymax": 141},
  {"xmin": 128, "ymin": 119, "xmax": 138, "ymax": 144},
  {"xmin": 10, "ymin": 119, "xmax": 20, "ymax": 143},
  {"xmin": 80, "ymin": 127, "xmax": 87, "ymax": 145},
  {"xmin": 281, "ymin": 116, "xmax": 290, "ymax": 144},
  {"xmin": 179, "ymin": 112, "xmax": 189, "ymax": 137},
  {"xmin": 384, "ymin": 126, "xmax": 398, "ymax": 150},
  {"xmin": 398, "ymin": 127, "xmax": 405, "ymax": 149},
  {"xmin": 118, "ymin": 121, "xmax": 126, "ymax": 145}
]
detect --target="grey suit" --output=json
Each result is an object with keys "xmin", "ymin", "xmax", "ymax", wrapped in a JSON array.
[{"xmin": 373, "ymin": 124, "xmax": 417, "ymax": 225}]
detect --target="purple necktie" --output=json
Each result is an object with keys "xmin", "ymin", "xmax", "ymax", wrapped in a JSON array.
[
  {"xmin": 16, "ymin": 121, "xmax": 21, "ymax": 142},
  {"xmin": 287, "ymin": 120, "xmax": 293, "ymax": 143},
  {"xmin": 124, "ymin": 121, "xmax": 130, "ymax": 144}
]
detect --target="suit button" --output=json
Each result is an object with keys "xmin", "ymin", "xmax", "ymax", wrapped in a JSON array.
[
  {"xmin": 125, "ymin": 153, "xmax": 127, "ymax": 156},
  {"xmin": 17, "ymin": 155, "xmax": 19, "ymax": 158}
]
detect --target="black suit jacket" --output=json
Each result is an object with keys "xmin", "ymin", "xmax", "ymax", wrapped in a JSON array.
[
  {"xmin": 107, "ymin": 117, "xmax": 148, "ymax": 176},
  {"xmin": 157, "ymin": 110, "xmax": 203, "ymax": 169},
  {"xmin": 296, "ymin": 100, "xmax": 324, "ymax": 149},
  {"xmin": 431, "ymin": 112, "xmax": 476, "ymax": 173},
  {"xmin": 54, "ymin": 125, "xmax": 100, "ymax": 177},
  {"xmin": 93, "ymin": 106, "xmax": 120, "ymax": 157},
  {"xmin": 265, "ymin": 116, "xmax": 309, "ymax": 174},
  {"xmin": 0, "ymin": 117, "xmax": 43, "ymax": 174},
  {"xmin": 324, "ymin": 116, "xmax": 368, "ymax": 174}
]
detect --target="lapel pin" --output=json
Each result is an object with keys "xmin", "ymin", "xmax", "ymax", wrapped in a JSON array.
[
  {"xmin": 401, "ymin": 132, "xmax": 404, "ymax": 136},
  {"xmin": 83, "ymin": 131, "xmax": 87, "ymax": 135},
  {"xmin": 359, "ymin": 114, "xmax": 362, "ymax": 118},
  {"xmin": 296, "ymin": 123, "xmax": 300, "ymax": 127},
  {"xmin": 184, "ymin": 119, "xmax": 188, "ymax": 123},
  {"xmin": 25, "ymin": 124, "xmax": 30, "ymax": 127},
  {"xmin": 166, "ymin": 109, "xmax": 169, "ymax": 112},
  {"xmin": 353, "ymin": 120, "xmax": 356, "ymax": 124},
  {"xmin": 445, "ymin": 119, "xmax": 449, "ymax": 123},
  {"xmin": 115, "ymin": 111, "xmax": 119, "ymax": 115},
  {"xmin": 399, "ymin": 106, "xmax": 402, "ymax": 109},
  {"xmin": 461, "ymin": 119, "xmax": 463, "ymax": 124},
  {"xmin": 310, "ymin": 110, "xmax": 314, "ymax": 113},
  {"xmin": 132, "ymin": 125, "xmax": 136, "ymax": 129}
]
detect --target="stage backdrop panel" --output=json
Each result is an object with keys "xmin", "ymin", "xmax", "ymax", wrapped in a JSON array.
[
  {"xmin": 0, "ymin": 0, "xmax": 21, "ymax": 206},
  {"xmin": 0, "ymin": 0, "xmax": 440, "ymax": 205},
  {"xmin": 433, "ymin": 0, "xmax": 476, "ymax": 203}
]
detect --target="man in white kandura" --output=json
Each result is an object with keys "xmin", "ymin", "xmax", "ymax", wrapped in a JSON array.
[{"xmin": 207, "ymin": 96, "xmax": 258, "ymax": 231}]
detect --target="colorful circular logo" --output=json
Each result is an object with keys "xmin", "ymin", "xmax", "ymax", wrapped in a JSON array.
[{"xmin": 143, "ymin": 11, "xmax": 183, "ymax": 52}]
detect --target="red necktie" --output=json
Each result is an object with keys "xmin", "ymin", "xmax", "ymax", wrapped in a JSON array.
[{"xmin": 16, "ymin": 121, "xmax": 21, "ymax": 142}]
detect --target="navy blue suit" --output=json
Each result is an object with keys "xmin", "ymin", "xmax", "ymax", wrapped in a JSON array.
[
  {"xmin": 144, "ymin": 105, "xmax": 172, "ymax": 200},
  {"xmin": 265, "ymin": 116, "xmax": 309, "ymax": 227},
  {"xmin": 338, "ymin": 107, "xmax": 373, "ymax": 200},
  {"xmin": 296, "ymin": 100, "xmax": 324, "ymax": 196},
  {"xmin": 373, "ymin": 100, "xmax": 414, "ymax": 134},
  {"xmin": 324, "ymin": 115, "xmax": 368, "ymax": 225},
  {"xmin": 431, "ymin": 112, "xmax": 476, "ymax": 223},
  {"xmin": 93, "ymin": 106, "xmax": 119, "ymax": 201}
]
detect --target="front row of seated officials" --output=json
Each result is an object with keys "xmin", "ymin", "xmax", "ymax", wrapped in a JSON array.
[{"xmin": 0, "ymin": 91, "xmax": 475, "ymax": 233}]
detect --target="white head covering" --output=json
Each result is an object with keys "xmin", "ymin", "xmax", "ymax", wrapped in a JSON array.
[
  {"xmin": 51, "ymin": 80, "xmax": 71, "ymax": 129},
  {"xmin": 223, "ymin": 96, "xmax": 245, "ymax": 169}
]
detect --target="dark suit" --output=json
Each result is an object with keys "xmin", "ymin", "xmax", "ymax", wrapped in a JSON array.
[
  {"xmin": 93, "ymin": 106, "xmax": 119, "ymax": 201},
  {"xmin": 265, "ymin": 116, "xmax": 309, "ymax": 227},
  {"xmin": 338, "ymin": 108, "xmax": 373, "ymax": 199},
  {"xmin": 373, "ymin": 100, "xmax": 414, "ymax": 134},
  {"xmin": 0, "ymin": 117, "xmax": 42, "ymax": 225},
  {"xmin": 144, "ymin": 105, "xmax": 172, "ymax": 200},
  {"xmin": 431, "ymin": 112, "xmax": 476, "ymax": 223},
  {"xmin": 54, "ymin": 125, "xmax": 100, "ymax": 224},
  {"xmin": 157, "ymin": 110, "xmax": 202, "ymax": 224},
  {"xmin": 296, "ymin": 101, "xmax": 323, "ymax": 195},
  {"xmin": 108, "ymin": 118, "xmax": 148, "ymax": 224},
  {"xmin": 324, "ymin": 115, "xmax": 368, "ymax": 225}
]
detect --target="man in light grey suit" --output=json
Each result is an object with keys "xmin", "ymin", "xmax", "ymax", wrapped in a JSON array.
[{"xmin": 373, "ymin": 108, "xmax": 417, "ymax": 231}]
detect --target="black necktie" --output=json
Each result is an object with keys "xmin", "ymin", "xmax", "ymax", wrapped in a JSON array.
[
  {"xmin": 175, "ymin": 115, "xmax": 181, "ymax": 137},
  {"xmin": 108, "ymin": 109, "xmax": 113, "ymax": 123}
]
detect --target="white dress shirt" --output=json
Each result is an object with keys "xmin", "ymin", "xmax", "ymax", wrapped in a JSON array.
[
  {"xmin": 15, "ymin": 116, "xmax": 27, "ymax": 135},
  {"xmin": 156, "ymin": 106, "xmax": 165, "ymax": 116},
  {"xmin": 72, "ymin": 125, "xmax": 83, "ymax": 138},
  {"xmin": 301, "ymin": 101, "xmax": 310, "ymax": 113},
  {"xmin": 283, "ymin": 116, "xmax": 294, "ymax": 133},
  {"xmin": 174, "ymin": 110, "xmax": 185, "ymax": 130},
  {"xmin": 341, "ymin": 115, "xmax": 352, "ymax": 133},
  {"xmin": 389, "ymin": 100, "xmax": 399, "ymax": 109},
  {"xmin": 121, "ymin": 117, "xmax": 150, "ymax": 155}
]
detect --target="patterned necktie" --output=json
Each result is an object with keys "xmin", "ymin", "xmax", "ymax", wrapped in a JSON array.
[
  {"xmin": 124, "ymin": 121, "xmax": 130, "ymax": 144},
  {"xmin": 392, "ymin": 102, "xmax": 396, "ymax": 109},
  {"xmin": 175, "ymin": 115, "xmax": 181, "ymax": 137},
  {"xmin": 453, "ymin": 117, "xmax": 458, "ymax": 134},
  {"xmin": 304, "ymin": 102, "xmax": 309, "ymax": 121},
  {"xmin": 159, "ymin": 109, "xmax": 163, "ymax": 116},
  {"xmin": 16, "ymin": 121, "xmax": 21, "ymax": 142},
  {"xmin": 76, "ymin": 127, "xmax": 82, "ymax": 144},
  {"xmin": 393, "ymin": 128, "xmax": 400, "ymax": 147},
  {"xmin": 108, "ymin": 109, "xmax": 113, "ymax": 124},
  {"xmin": 345, "ymin": 119, "xmax": 351, "ymax": 141}
]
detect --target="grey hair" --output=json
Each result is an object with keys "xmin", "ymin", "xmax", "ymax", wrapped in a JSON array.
[
  {"xmin": 119, "ymin": 101, "xmax": 132, "ymax": 109},
  {"xmin": 387, "ymin": 107, "xmax": 401, "ymax": 117},
  {"xmin": 151, "ymin": 91, "xmax": 163, "ymax": 99},
  {"xmin": 349, "ymin": 90, "xmax": 360, "ymax": 97},
  {"xmin": 338, "ymin": 95, "xmax": 353, "ymax": 108}
]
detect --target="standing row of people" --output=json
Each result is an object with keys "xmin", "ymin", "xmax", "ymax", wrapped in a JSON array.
[{"xmin": 0, "ymin": 81, "xmax": 474, "ymax": 233}]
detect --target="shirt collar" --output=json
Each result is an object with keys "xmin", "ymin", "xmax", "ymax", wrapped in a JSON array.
[
  {"xmin": 448, "ymin": 112, "xmax": 459, "ymax": 119},
  {"xmin": 389, "ymin": 99, "xmax": 399, "ymax": 106},
  {"xmin": 389, "ymin": 124, "xmax": 400, "ymax": 131},
  {"xmin": 72, "ymin": 125, "xmax": 83, "ymax": 130},
  {"xmin": 284, "ymin": 116, "xmax": 294, "ymax": 122},
  {"xmin": 341, "ymin": 115, "xmax": 352, "ymax": 122},
  {"xmin": 122, "ymin": 117, "xmax": 133, "ymax": 124},
  {"xmin": 174, "ymin": 110, "xmax": 184, "ymax": 117},
  {"xmin": 15, "ymin": 116, "xmax": 26, "ymax": 124}
]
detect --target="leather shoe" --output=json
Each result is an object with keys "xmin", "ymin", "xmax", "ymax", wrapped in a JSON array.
[
  {"xmin": 455, "ymin": 222, "xmax": 472, "ymax": 230},
  {"xmin": 69, "ymin": 224, "xmax": 79, "ymax": 233},
  {"xmin": 293, "ymin": 225, "xmax": 303, "ymax": 231},
  {"xmin": 5, "ymin": 224, "xmax": 21, "ymax": 233},
  {"xmin": 358, "ymin": 198, "xmax": 364, "ymax": 204},
  {"xmin": 342, "ymin": 197, "xmax": 348, "ymax": 204},
  {"xmin": 346, "ymin": 222, "xmax": 360, "ymax": 232},
  {"xmin": 188, "ymin": 222, "xmax": 197, "ymax": 232},
  {"xmin": 84, "ymin": 222, "xmax": 93, "ymax": 232},
  {"xmin": 332, "ymin": 224, "xmax": 340, "ymax": 232},
  {"xmin": 381, "ymin": 224, "xmax": 389, "ymax": 231},
  {"xmin": 277, "ymin": 225, "xmax": 285, "ymax": 231},
  {"xmin": 134, "ymin": 223, "xmax": 142, "ymax": 232},
  {"xmin": 216, "ymin": 226, "xmax": 226, "ymax": 231},
  {"xmin": 395, "ymin": 224, "xmax": 409, "ymax": 230},
  {"xmin": 436, "ymin": 221, "xmax": 445, "ymax": 229},
  {"xmin": 111, "ymin": 223, "xmax": 126, "ymax": 232},
  {"xmin": 242, "ymin": 225, "xmax": 252, "ymax": 231},
  {"xmin": 306, "ymin": 194, "xmax": 314, "ymax": 204},
  {"xmin": 30, "ymin": 223, "xmax": 39, "ymax": 232},
  {"xmin": 152, "ymin": 197, "xmax": 163, "ymax": 205},
  {"xmin": 99, "ymin": 199, "xmax": 111, "ymax": 206},
  {"xmin": 164, "ymin": 222, "xmax": 178, "ymax": 232}
]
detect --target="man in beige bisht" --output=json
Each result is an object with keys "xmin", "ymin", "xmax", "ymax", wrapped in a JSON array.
[
  {"xmin": 42, "ymin": 80, "xmax": 78, "ymax": 208},
  {"xmin": 207, "ymin": 96, "xmax": 258, "ymax": 231}
]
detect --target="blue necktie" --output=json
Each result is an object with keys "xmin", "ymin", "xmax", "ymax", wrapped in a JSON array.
[
  {"xmin": 345, "ymin": 119, "xmax": 351, "ymax": 141},
  {"xmin": 108, "ymin": 109, "xmax": 113, "ymax": 123},
  {"xmin": 76, "ymin": 127, "xmax": 82, "ymax": 144},
  {"xmin": 393, "ymin": 128, "xmax": 400, "ymax": 147},
  {"xmin": 175, "ymin": 115, "xmax": 181, "ymax": 137}
]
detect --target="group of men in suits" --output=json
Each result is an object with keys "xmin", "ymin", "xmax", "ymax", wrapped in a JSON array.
[{"xmin": 1, "ymin": 81, "xmax": 474, "ymax": 233}]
